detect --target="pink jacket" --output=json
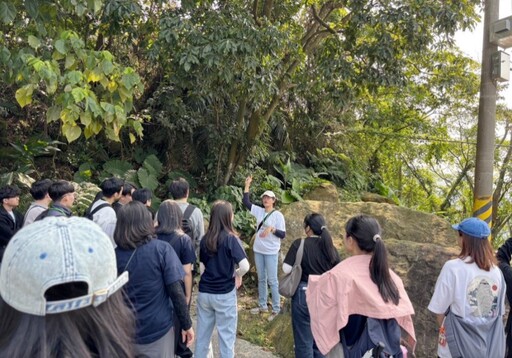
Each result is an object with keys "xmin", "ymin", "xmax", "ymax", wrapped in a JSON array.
[{"xmin": 306, "ymin": 254, "xmax": 416, "ymax": 355}]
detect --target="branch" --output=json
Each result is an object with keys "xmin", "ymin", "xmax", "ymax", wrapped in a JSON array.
[
  {"xmin": 493, "ymin": 129, "xmax": 512, "ymax": 208},
  {"xmin": 263, "ymin": 0, "xmax": 274, "ymax": 20},
  {"xmin": 311, "ymin": 5, "xmax": 336, "ymax": 34},
  {"xmin": 253, "ymin": 0, "xmax": 261, "ymax": 26},
  {"xmin": 440, "ymin": 163, "xmax": 473, "ymax": 212}
]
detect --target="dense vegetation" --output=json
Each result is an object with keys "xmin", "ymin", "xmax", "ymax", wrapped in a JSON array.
[{"xmin": 1, "ymin": 0, "xmax": 512, "ymax": 243}]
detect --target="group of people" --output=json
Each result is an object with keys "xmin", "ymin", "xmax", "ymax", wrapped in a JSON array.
[{"xmin": 0, "ymin": 175, "xmax": 511, "ymax": 358}]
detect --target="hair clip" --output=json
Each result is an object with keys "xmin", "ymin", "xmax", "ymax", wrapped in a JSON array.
[
  {"xmin": 373, "ymin": 234, "xmax": 381, "ymax": 242},
  {"xmin": 320, "ymin": 226, "xmax": 327, "ymax": 231}
]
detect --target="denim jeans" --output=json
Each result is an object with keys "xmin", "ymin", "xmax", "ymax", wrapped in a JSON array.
[
  {"xmin": 195, "ymin": 288, "xmax": 237, "ymax": 358},
  {"xmin": 254, "ymin": 252, "xmax": 280, "ymax": 313},
  {"xmin": 292, "ymin": 282, "xmax": 324, "ymax": 358}
]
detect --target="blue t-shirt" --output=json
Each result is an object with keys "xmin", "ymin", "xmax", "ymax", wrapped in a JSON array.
[
  {"xmin": 157, "ymin": 231, "xmax": 196, "ymax": 265},
  {"xmin": 116, "ymin": 239, "xmax": 185, "ymax": 344},
  {"xmin": 199, "ymin": 232, "xmax": 247, "ymax": 294}
]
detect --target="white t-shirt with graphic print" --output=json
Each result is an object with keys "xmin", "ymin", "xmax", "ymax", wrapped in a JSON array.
[
  {"xmin": 428, "ymin": 257, "xmax": 505, "ymax": 358},
  {"xmin": 250, "ymin": 205, "xmax": 286, "ymax": 255}
]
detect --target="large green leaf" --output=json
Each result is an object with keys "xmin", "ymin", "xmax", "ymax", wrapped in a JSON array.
[
  {"xmin": 62, "ymin": 123, "xmax": 82, "ymax": 142},
  {"xmin": 137, "ymin": 168, "xmax": 159, "ymax": 191},
  {"xmin": 28, "ymin": 35, "xmax": 41, "ymax": 49},
  {"xmin": 103, "ymin": 160, "xmax": 133, "ymax": 177},
  {"xmin": 15, "ymin": 84, "xmax": 34, "ymax": 108},
  {"xmin": 0, "ymin": 2, "xmax": 16, "ymax": 24},
  {"xmin": 143, "ymin": 154, "xmax": 163, "ymax": 177},
  {"xmin": 47, "ymin": 106, "xmax": 61, "ymax": 122}
]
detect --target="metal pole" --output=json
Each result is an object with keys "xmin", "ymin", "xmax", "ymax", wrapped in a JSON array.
[{"xmin": 473, "ymin": 0, "xmax": 499, "ymax": 230}]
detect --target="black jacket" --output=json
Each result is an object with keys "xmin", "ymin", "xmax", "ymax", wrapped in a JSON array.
[
  {"xmin": 0, "ymin": 206, "xmax": 23, "ymax": 261},
  {"xmin": 497, "ymin": 238, "xmax": 512, "ymax": 358}
]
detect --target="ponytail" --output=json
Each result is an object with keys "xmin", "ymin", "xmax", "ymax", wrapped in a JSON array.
[
  {"xmin": 304, "ymin": 213, "xmax": 340, "ymax": 266},
  {"xmin": 320, "ymin": 227, "xmax": 341, "ymax": 266},
  {"xmin": 370, "ymin": 236, "xmax": 400, "ymax": 305},
  {"xmin": 346, "ymin": 215, "xmax": 400, "ymax": 305}
]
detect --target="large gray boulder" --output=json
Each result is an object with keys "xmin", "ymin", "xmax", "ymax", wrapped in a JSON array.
[{"xmin": 269, "ymin": 200, "xmax": 459, "ymax": 358}]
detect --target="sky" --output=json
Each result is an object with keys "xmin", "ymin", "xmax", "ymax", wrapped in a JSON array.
[{"xmin": 455, "ymin": 1, "xmax": 512, "ymax": 107}]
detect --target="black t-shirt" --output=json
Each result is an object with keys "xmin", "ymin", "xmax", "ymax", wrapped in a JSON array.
[
  {"xmin": 283, "ymin": 236, "xmax": 340, "ymax": 282},
  {"xmin": 199, "ymin": 232, "xmax": 247, "ymax": 294}
]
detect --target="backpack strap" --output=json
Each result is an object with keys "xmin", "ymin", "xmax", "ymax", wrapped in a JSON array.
[
  {"xmin": 88, "ymin": 203, "xmax": 111, "ymax": 218},
  {"xmin": 183, "ymin": 204, "xmax": 196, "ymax": 220},
  {"xmin": 24, "ymin": 204, "xmax": 47, "ymax": 223}
]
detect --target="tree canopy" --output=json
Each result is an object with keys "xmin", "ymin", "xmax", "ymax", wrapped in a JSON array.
[{"xmin": 6, "ymin": 1, "xmax": 512, "ymax": 242}]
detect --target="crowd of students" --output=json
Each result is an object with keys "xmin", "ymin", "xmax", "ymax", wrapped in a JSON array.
[{"xmin": 0, "ymin": 176, "xmax": 510, "ymax": 357}]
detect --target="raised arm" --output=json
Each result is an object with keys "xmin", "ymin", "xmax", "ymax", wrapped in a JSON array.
[{"xmin": 243, "ymin": 176, "xmax": 253, "ymax": 210}]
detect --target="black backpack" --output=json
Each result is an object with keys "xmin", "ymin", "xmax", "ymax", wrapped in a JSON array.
[
  {"xmin": 182, "ymin": 204, "xmax": 196, "ymax": 241},
  {"xmin": 84, "ymin": 203, "xmax": 111, "ymax": 220}
]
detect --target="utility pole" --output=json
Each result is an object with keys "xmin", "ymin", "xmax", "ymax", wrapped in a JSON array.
[{"xmin": 473, "ymin": 0, "xmax": 499, "ymax": 230}]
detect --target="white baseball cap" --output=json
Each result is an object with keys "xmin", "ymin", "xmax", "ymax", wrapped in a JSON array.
[
  {"xmin": 260, "ymin": 190, "xmax": 276, "ymax": 199},
  {"xmin": 0, "ymin": 216, "xmax": 128, "ymax": 316}
]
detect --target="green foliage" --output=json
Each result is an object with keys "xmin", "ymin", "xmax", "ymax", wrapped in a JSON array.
[
  {"xmin": 213, "ymin": 185, "xmax": 256, "ymax": 238},
  {"xmin": 15, "ymin": 31, "xmax": 143, "ymax": 142},
  {"xmin": 2, "ymin": 1, "xmax": 145, "ymax": 144},
  {"xmin": 0, "ymin": 137, "xmax": 64, "ymax": 191},
  {"xmin": 73, "ymin": 181, "xmax": 101, "ymax": 216},
  {"xmin": 373, "ymin": 181, "xmax": 401, "ymax": 206},
  {"xmin": 188, "ymin": 197, "xmax": 211, "ymax": 219},
  {"xmin": 0, "ymin": 0, "xmax": 495, "ymax": 240},
  {"xmin": 99, "ymin": 154, "xmax": 164, "ymax": 193},
  {"xmin": 3, "ymin": 137, "xmax": 63, "ymax": 174}
]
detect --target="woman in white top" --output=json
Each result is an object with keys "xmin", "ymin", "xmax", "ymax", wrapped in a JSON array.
[
  {"xmin": 428, "ymin": 217, "xmax": 506, "ymax": 358},
  {"xmin": 243, "ymin": 176, "xmax": 286, "ymax": 318}
]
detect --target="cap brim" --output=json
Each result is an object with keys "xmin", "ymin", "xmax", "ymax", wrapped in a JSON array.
[{"xmin": 452, "ymin": 224, "xmax": 460, "ymax": 231}]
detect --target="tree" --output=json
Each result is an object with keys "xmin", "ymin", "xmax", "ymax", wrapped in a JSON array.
[
  {"xmin": 152, "ymin": 0, "xmax": 481, "ymax": 185},
  {"xmin": 0, "ymin": 0, "xmax": 145, "ymax": 142}
]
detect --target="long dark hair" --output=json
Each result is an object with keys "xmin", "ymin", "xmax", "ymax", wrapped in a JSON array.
[
  {"xmin": 203, "ymin": 200, "xmax": 237, "ymax": 254},
  {"xmin": 0, "ymin": 290, "xmax": 135, "ymax": 357},
  {"xmin": 114, "ymin": 201, "xmax": 154, "ymax": 249},
  {"xmin": 345, "ymin": 214, "xmax": 400, "ymax": 305},
  {"xmin": 304, "ymin": 213, "xmax": 340, "ymax": 266},
  {"xmin": 155, "ymin": 200, "xmax": 184, "ymax": 235}
]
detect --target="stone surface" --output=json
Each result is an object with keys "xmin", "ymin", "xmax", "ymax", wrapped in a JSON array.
[
  {"xmin": 361, "ymin": 191, "xmax": 398, "ymax": 205},
  {"xmin": 272, "ymin": 200, "xmax": 459, "ymax": 357},
  {"xmin": 303, "ymin": 182, "xmax": 340, "ymax": 202}
]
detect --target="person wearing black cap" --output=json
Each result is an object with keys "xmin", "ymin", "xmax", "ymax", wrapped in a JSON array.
[
  {"xmin": 0, "ymin": 185, "xmax": 23, "ymax": 263},
  {"xmin": 428, "ymin": 217, "xmax": 506, "ymax": 358}
]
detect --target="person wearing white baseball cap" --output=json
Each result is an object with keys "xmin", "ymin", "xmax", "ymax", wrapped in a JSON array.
[
  {"xmin": 0, "ymin": 216, "xmax": 135, "ymax": 357},
  {"xmin": 428, "ymin": 217, "xmax": 506, "ymax": 358},
  {"xmin": 243, "ymin": 176, "xmax": 286, "ymax": 320}
]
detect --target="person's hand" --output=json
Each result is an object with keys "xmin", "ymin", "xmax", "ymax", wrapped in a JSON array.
[
  {"xmin": 235, "ymin": 274, "xmax": 242, "ymax": 289},
  {"xmin": 182, "ymin": 327, "xmax": 195, "ymax": 347},
  {"xmin": 244, "ymin": 176, "xmax": 253, "ymax": 191},
  {"xmin": 259, "ymin": 226, "xmax": 273, "ymax": 238}
]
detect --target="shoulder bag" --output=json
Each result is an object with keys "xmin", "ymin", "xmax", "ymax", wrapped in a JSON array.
[{"xmin": 278, "ymin": 238, "xmax": 305, "ymax": 298}]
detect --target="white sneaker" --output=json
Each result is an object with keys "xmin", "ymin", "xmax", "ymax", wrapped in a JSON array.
[
  {"xmin": 267, "ymin": 312, "xmax": 279, "ymax": 321},
  {"xmin": 250, "ymin": 307, "xmax": 268, "ymax": 314}
]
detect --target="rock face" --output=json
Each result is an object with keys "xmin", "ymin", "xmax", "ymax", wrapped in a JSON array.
[
  {"xmin": 271, "ymin": 200, "xmax": 459, "ymax": 358},
  {"xmin": 303, "ymin": 182, "xmax": 340, "ymax": 202}
]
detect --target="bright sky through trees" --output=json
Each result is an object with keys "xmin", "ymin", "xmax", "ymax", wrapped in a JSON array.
[{"xmin": 455, "ymin": 1, "xmax": 511, "ymax": 107}]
